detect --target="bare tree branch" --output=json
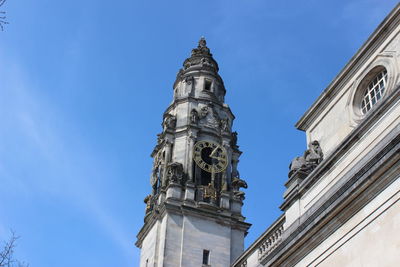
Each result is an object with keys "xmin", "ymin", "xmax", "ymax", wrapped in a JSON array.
[
  {"xmin": 0, "ymin": 0, "xmax": 8, "ymax": 31},
  {"xmin": 0, "ymin": 231, "xmax": 28, "ymax": 267}
]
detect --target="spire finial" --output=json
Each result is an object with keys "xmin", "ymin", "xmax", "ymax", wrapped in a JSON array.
[{"xmin": 199, "ymin": 36, "xmax": 207, "ymax": 48}]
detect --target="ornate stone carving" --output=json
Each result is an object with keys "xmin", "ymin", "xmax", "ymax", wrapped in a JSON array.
[
  {"xmin": 289, "ymin": 140, "xmax": 324, "ymax": 177},
  {"xmin": 232, "ymin": 176, "xmax": 248, "ymax": 200},
  {"xmin": 180, "ymin": 37, "xmax": 219, "ymax": 74},
  {"xmin": 190, "ymin": 109, "xmax": 199, "ymax": 124},
  {"xmin": 150, "ymin": 165, "xmax": 160, "ymax": 195},
  {"xmin": 163, "ymin": 114, "xmax": 176, "ymax": 130},
  {"xmin": 166, "ymin": 162, "xmax": 184, "ymax": 184},
  {"xmin": 203, "ymin": 183, "xmax": 217, "ymax": 201},
  {"xmin": 199, "ymin": 105, "xmax": 221, "ymax": 129},
  {"xmin": 191, "ymin": 37, "xmax": 211, "ymax": 57},
  {"xmin": 220, "ymin": 117, "xmax": 230, "ymax": 132},
  {"xmin": 156, "ymin": 133, "xmax": 164, "ymax": 145},
  {"xmin": 305, "ymin": 140, "xmax": 324, "ymax": 165},
  {"xmin": 201, "ymin": 57, "xmax": 213, "ymax": 67},
  {"xmin": 144, "ymin": 194, "xmax": 152, "ymax": 213},
  {"xmin": 230, "ymin": 131, "xmax": 239, "ymax": 149},
  {"xmin": 184, "ymin": 75, "xmax": 194, "ymax": 85},
  {"xmin": 199, "ymin": 106, "xmax": 209, "ymax": 118}
]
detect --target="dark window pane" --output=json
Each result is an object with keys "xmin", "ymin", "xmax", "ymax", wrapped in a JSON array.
[{"xmin": 203, "ymin": 250, "xmax": 210, "ymax": 264}]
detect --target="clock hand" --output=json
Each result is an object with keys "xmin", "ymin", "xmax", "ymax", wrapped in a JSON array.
[{"xmin": 210, "ymin": 147, "xmax": 224, "ymax": 160}]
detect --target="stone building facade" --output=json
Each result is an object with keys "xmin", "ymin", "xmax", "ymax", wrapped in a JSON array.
[
  {"xmin": 137, "ymin": 4, "xmax": 400, "ymax": 267},
  {"xmin": 233, "ymin": 3, "xmax": 400, "ymax": 267}
]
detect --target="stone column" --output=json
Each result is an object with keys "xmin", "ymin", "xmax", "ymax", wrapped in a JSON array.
[
  {"xmin": 220, "ymin": 141, "xmax": 231, "ymax": 209},
  {"xmin": 184, "ymin": 131, "xmax": 197, "ymax": 203},
  {"xmin": 186, "ymin": 131, "xmax": 197, "ymax": 182},
  {"xmin": 162, "ymin": 140, "xmax": 172, "ymax": 187},
  {"xmin": 231, "ymin": 151, "xmax": 240, "ymax": 178}
]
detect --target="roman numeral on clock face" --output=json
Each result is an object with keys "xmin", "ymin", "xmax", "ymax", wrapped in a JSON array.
[{"xmin": 193, "ymin": 140, "xmax": 228, "ymax": 173}]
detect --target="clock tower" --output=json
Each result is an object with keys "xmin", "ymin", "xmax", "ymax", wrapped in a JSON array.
[{"xmin": 136, "ymin": 38, "xmax": 251, "ymax": 267}]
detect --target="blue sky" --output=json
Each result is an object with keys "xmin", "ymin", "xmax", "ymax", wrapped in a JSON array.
[{"xmin": 0, "ymin": 0, "xmax": 398, "ymax": 266}]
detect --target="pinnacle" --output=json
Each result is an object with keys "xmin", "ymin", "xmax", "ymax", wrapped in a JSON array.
[
  {"xmin": 190, "ymin": 36, "xmax": 212, "ymax": 58},
  {"xmin": 198, "ymin": 36, "xmax": 207, "ymax": 48}
]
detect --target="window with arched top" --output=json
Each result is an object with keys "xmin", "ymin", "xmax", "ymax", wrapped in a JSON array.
[{"xmin": 361, "ymin": 69, "xmax": 388, "ymax": 114}]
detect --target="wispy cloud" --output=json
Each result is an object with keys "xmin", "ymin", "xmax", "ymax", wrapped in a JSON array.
[{"xmin": 0, "ymin": 51, "xmax": 134, "ymax": 261}]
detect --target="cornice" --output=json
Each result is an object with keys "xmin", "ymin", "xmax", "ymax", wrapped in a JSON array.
[
  {"xmin": 164, "ymin": 96, "xmax": 235, "ymax": 119},
  {"xmin": 136, "ymin": 198, "xmax": 252, "ymax": 248}
]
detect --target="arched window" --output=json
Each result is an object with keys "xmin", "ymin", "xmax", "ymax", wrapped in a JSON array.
[{"xmin": 361, "ymin": 69, "xmax": 387, "ymax": 114}]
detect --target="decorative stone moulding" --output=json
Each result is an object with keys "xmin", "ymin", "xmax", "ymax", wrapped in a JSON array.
[{"xmin": 347, "ymin": 52, "xmax": 399, "ymax": 126}]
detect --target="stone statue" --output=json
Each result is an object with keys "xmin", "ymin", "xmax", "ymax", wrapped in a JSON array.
[
  {"xmin": 198, "ymin": 37, "xmax": 207, "ymax": 48},
  {"xmin": 191, "ymin": 37, "xmax": 211, "ymax": 56},
  {"xmin": 288, "ymin": 156, "xmax": 307, "ymax": 178},
  {"xmin": 150, "ymin": 166, "xmax": 159, "ymax": 195},
  {"xmin": 203, "ymin": 183, "xmax": 217, "ymax": 201},
  {"xmin": 220, "ymin": 118, "xmax": 230, "ymax": 132},
  {"xmin": 144, "ymin": 194, "xmax": 152, "ymax": 213},
  {"xmin": 288, "ymin": 140, "xmax": 323, "ymax": 178},
  {"xmin": 166, "ymin": 162, "xmax": 184, "ymax": 184},
  {"xmin": 190, "ymin": 109, "xmax": 199, "ymax": 124},
  {"xmin": 304, "ymin": 140, "xmax": 323, "ymax": 166},
  {"xmin": 230, "ymin": 131, "xmax": 238, "ymax": 149},
  {"xmin": 164, "ymin": 114, "xmax": 177, "ymax": 129},
  {"xmin": 200, "ymin": 106, "xmax": 209, "ymax": 118},
  {"xmin": 156, "ymin": 133, "xmax": 163, "ymax": 145}
]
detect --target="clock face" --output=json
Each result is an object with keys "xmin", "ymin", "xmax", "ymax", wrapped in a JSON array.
[{"xmin": 193, "ymin": 140, "xmax": 228, "ymax": 173}]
